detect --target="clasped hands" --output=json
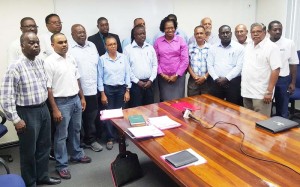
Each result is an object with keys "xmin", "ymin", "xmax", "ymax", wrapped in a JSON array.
[
  {"xmin": 161, "ymin": 74, "xmax": 178, "ymax": 83},
  {"xmin": 137, "ymin": 80, "xmax": 152, "ymax": 89},
  {"xmin": 215, "ymin": 77, "xmax": 229, "ymax": 88}
]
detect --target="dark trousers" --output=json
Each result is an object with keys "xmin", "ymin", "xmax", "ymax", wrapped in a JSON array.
[
  {"xmin": 82, "ymin": 95, "xmax": 98, "ymax": 144},
  {"xmin": 128, "ymin": 81, "xmax": 154, "ymax": 108},
  {"xmin": 209, "ymin": 76, "xmax": 242, "ymax": 106},
  {"xmin": 16, "ymin": 104, "xmax": 51, "ymax": 187},
  {"xmin": 103, "ymin": 85, "xmax": 125, "ymax": 140},
  {"xmin": 274, "ymin": 76, "xmax": 290, "ymax": 118}
]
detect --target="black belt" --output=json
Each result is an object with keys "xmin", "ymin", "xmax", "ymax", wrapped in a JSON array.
[
  {"xmin": 17, "ymin": 102, "xmax": 46, "ymax": 108},
  {"xmin": 55, "ymin": 94, "xmax": 77, "ymax": 99}
]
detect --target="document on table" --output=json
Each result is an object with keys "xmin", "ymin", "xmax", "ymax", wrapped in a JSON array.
[
  {"xmin": 100, "ymin": 108, "xmax": 123, "ymax": 120},
  {"xmin": 148, "ymin": 116, "xmax": 181, "ymax": 130},
  {"xmin": 127, "ymin": 125, "xmax": 164, "ymax": 139}
]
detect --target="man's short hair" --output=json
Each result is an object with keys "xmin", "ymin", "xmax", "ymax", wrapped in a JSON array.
[
  {"xmin": 250, "ymin": 23, "xmax": 266, "ymax": 31},
  {"xmin": 218, "ymin": 25, "xmax": 231, "ymax": 33},
  {"xmin": 268, "ymin": 20, "xmax": 282, "ymax": 31},
  {"xmin": 194, "ymin": 25, "xmax": 205, "ymax": 32},
  {"xmin": 159, "ymin": 17, "xmax": 178, "ymax": 32},
  {"xmin": 97, "ymin": 17, "xmax": 108, "ymax": 25},
  {"xmin": 20, "ymin": 17, "xmax": 35, "ymax": 27},
  {"xmin": 50, "ymin": 33, "xmax": 64, "ymax": 43},
  {"xmin": 20, "ymin": 32, "xmax": 35, "ymax": 44},
  {"xmin": 45, "ymin": 13, "xmax": 59, "ymax": 24}
]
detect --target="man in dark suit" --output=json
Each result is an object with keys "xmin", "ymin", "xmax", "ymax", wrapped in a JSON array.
[{"xmin": 88, "ymin": 17, "xmax": 122, "ymax": 56}]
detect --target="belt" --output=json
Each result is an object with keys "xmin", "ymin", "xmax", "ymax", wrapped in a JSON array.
[
  {"xmin": 55, "ymin": 94, "xmax": 78, "ymax": 99},
  {"xmin": 16, "ymin": 102, "xmax": 46, "ymax": 108}
]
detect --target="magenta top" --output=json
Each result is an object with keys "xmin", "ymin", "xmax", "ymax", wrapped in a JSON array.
[{"xmin": 154, "ymin": 35, "xmax": 189, "ymax": 76}]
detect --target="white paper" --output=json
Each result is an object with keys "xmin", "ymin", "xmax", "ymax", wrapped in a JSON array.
[
  {"xmin": 100, "ymin": 108, "xmax": 123, "ymax": 120},
  {"xmin": 148, "ymin": 116, "xmax": 181, "ymax": 130},
  {"xmin": 127, "ymin": 125, "xmax": 164, "ymax": 138}
]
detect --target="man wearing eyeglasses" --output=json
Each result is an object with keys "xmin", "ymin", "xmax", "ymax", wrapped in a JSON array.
[
  {"xmin": 7, "ymin": 17, "xmax": 39, "ymax": 64},
  {"xmin": 40, "ymin": 13, "xmax": 63, "ymax": 58},
  {"xmin": 241, "ymin": 23, "xmax": 281, "ymax": 116}
]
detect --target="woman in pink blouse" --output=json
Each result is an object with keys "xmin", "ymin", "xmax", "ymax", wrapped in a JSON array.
[{"xmin": 154, "ymin": 17, "xmax": 189, "ymax": 101}]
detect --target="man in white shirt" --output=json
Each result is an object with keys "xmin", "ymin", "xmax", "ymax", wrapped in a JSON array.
[
  {"xmin": 40, "ymin": 14, "xmax": 62, "ymax": 59},
  {"xmin": 235, "ymin": 24, "xmax": 252, "ymax": 47},
  {"xmin": 69, "ymin": 24, "xmax": 103, "ymax": 152},
  {"xmin": 8, "ymin": 17, "xmax": 39, "ymax": 64},
  {"xmin": 45, "ymin": 33, "xmax": 91, "ymax": 180},
  {"xmin": 268, "ymin": 20, "xmax": 299, "ymax": 118},
  {"xmin": 124, "ymin": 25, "xmax": 157, "ymax": 107},
  {"xmin": 241, "ymin": 23, "xmax": 281, "ymax": 116},
  {"xmin": 189, "ymin": 17, "xmax": 220, "ymax": 45}
]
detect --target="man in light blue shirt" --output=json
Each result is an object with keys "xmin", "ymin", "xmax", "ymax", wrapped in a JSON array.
[
  {"xmin": 207, "ymin": 25, "xmax": 244, "ymax": 106},
  {"xmin": 121, "ymin": 18, "xmax": 152, "ymax": 50},
  {"xmin": 70, "ymin": 24, "xmax": 103, "ymax": 152},
  {"xmin": 124, "ymin": 25, "xmax": 158, "ymax": 107}
]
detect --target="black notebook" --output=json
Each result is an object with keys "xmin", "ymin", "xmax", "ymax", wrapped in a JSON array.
[
  {"xmin": 256, "ymin": 116, "xmax": 299, "ymax": 133},
  {"xmin": 165, "ymin": 150, "xmax": 198, "ymax": 168}
]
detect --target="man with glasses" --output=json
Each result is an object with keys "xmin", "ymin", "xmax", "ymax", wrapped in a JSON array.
[
  {"xmin": 241, "ymin": 23, "xmax": 281, "ymax": 116},
  {"xmin": 8, "ymin": 17, "xmax": 39, "ymax": 64},
  {"xmin": 207, "ymin": 25, "xmax": 244, "ymax": 106},
  {"xmin": 40, "ymin": 13, "xmax": 62, "ymax": 58},
  {"xmin": 234, "ymin": 24, "xmax": 251, "ymax": 47}
]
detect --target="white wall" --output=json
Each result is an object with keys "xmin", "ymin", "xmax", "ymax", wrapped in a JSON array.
[{"xmin": 0, "ymin": 0, "xmax": 288, "ymax": 144}]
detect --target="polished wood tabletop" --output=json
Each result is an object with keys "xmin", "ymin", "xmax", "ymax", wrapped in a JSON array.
[{"xmin": 111, "ymin": 94, "xmax": 300, "ymax": 187}]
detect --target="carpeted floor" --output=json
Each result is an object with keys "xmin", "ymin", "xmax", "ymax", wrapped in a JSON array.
[{"xmin": 0, "ymin": 140, "xmax": 179, "ymax": 187}]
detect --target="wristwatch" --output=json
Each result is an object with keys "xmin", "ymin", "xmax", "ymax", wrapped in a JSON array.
[{"xmin": 126, "ymin": 88, "xmax": 130, "ymax": 92}]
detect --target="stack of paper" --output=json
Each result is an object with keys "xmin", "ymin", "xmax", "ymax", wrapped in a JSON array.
[
  {"xmin": 127, "ymin": 126, "xmax": 164, "ymax": 139},
  {"xmin": 100, "ymin": 108, "xmax": 123, "ymax": 120},
  {"xmin": 148, "ymin": 116, "xmax": 181, "ymax": 130}
]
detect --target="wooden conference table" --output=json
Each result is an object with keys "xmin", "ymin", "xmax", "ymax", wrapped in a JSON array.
[{"xmin": 111, "ymin": 94, "xmax": 300, "ymax": 187}]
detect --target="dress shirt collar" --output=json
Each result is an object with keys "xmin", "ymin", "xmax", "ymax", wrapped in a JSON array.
[
  {"xmin": 103, "ymin": 51, "xmax": 122, "ymax": 61},
  {"xmin": 162, "ymin": 35, "xmax": 179, "ymax": 43},
  {"xmin": 52, "ymin": 51, "xmax": 70, "ymax": 60},
  {"xmin": 70, "ymin": 40, "xmax": 90, "ymax": 48},
  {"xmin": 217, "ymin": 40, "xmax": 233, "ymax": 48},
  {"xmin": 131, "ymin": 40, "xmax": 150, "ymax": 48},
  {"xmin": 254, "ymin": 37, "xmax": 268, "ymax": 49},
  {"xmin": 191, "ymin": 41, "xmax": 210, "ymax": 49}
]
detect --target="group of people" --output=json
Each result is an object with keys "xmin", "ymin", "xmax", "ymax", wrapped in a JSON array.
[{"xmin": 0, "ymin": 12, "xmax": 298, "ymax": 187}]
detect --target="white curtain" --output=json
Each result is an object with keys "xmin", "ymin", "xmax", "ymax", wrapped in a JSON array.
[{"xmin": 286, "ymin": 0, "xmax": 300, "ymax": 50}]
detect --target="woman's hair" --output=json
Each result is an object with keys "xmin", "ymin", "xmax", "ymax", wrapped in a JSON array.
[{"xmin": 159, "ymin": 17, "xmax": 177, "ymax": 32}]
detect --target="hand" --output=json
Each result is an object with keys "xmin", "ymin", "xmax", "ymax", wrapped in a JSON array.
[
  {"xmin": 137, "ymin": 81, "xmax": 146, "ymax": 88},
  {"xmin": 15, "ymin": 120, "xmax": 26, "ymax": 134},
  {"xmin": 101, "ymin": 92, "xmax": 108, "ymax": 105},
  {"xmin": 195, "ymin": 76, "xmax": 206, "ymax": 85},
  {"xmin": 52, "ymin": 109, "xmax": 63, "ymax": 123},
  {"xmin": 81, "ymin": 98, "xmax": 86, "ymax": 111},
  {"xmin": 124, "ymin": 91, "xmax": 130, "ymax": 102},
  {"xmin": 169, "ymin": 75, "xmax": 178, "ymax": 83},
  {"xmin": 160, "ymin": 74, "xmax": 170, "ymax": 82},
  {"xmin": 288, "ymin": 83, "xmax": 296, "ymax": 95},
  {"xmin": 263, "ymin": 94, "xmax": 273, "ymax": 104},
  {"xmin": 217, "ymin": 77, "xmax": 229, "ymax": 88},
  {"xmin": 144, "ymin": 80, "xmax": 152, "ymax": 88}
]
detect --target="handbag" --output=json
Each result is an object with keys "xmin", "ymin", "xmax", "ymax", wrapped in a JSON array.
[{"xmin": 111, "ymin": 151, "xmax": 143, "ymax": 187}]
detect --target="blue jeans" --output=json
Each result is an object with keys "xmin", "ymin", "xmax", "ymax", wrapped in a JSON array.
[
  {"xmin": 103, "ymin": 85, "xmax": 125, "ymax": 140},
  {"xmin": 54, "ymin": 95, "xmax": 84, "ymax": 171},
  {"xmin": 16, "ymin": 104, "xmax": 51, "ymax": 187},
  {"xmin": 274, "ymin": 76, "xmax": 290, "ymax": 118}
]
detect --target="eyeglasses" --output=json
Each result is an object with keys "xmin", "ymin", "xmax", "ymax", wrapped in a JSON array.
[
  {"xmin": 48, "ymin": 21, "xmax": 62, "ymax": 25},
  {"xmin": 251, "ymin": 30, "xmax": 263, "ymax": 34},
  {"xmin": 22, "ymin": 25, "xmax": 38, "ymax": 29}
]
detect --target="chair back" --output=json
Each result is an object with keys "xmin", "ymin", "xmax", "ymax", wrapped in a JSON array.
[{"xmin": 296, "ymin": 50, "xmax": 300, "ymax": 88}]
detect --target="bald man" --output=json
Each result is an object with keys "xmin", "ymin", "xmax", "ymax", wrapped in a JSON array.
[
  {"xmin": 235, "ymin": 24, "xmax": 251, "ymax": 46},
  {"xmin": 189, "ymin": 17, "xmax": 220, "ymax": 45}
]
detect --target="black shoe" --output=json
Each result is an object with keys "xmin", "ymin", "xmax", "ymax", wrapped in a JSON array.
[{"xmin": 37, "ymin": 177, "xmax": 61, "ymax": 185}]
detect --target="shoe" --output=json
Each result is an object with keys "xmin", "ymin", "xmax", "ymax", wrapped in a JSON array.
[
  {"xmin": 70, "ymin": 155, "xmax": 92, "ymax": 163},
  {"xmin": 106, "ymin": 141, "xmax": 114, "ymax": 150},
  {"xmin": 49, "ymin": 151, "xmax": 55, "ymax": 161},
  {"xmin": 57, "ymin": 169, "xmax": 71, "ymax": 179},
  {"xmin": 85, "ymin": 141, "xmax": 103, "ymax": 152},
  {"xmin": 37, "ymin": 177, "xmax": 61, "ymax": 185}
]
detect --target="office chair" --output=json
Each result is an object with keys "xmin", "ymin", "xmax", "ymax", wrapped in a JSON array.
[
  {"xmin": 0, "ymin": 157, "xmax": 25, "ymax": 187},
  {"xmin": 289, "ymin": 50, "xmax": 300, "ymax": 119},
  {"xmin": 0, "ymin": 110, "xmax": 13, "ymax": 162}
]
